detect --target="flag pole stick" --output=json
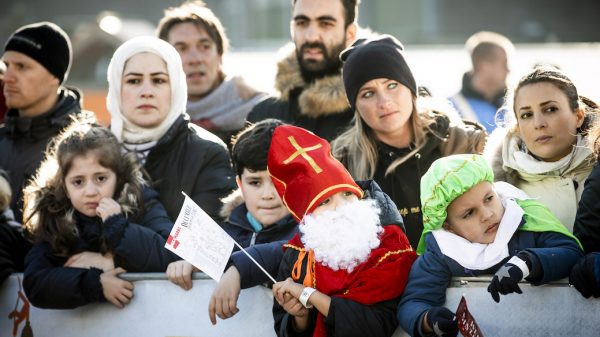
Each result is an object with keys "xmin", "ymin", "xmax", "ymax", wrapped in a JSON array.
[
  {"xmin": 181, "ymin": 192, "xmax": 277, "ymax": 284},
  {"xmin": 232, "ymin": 241, "xmax": 277, "ymax": 284}
]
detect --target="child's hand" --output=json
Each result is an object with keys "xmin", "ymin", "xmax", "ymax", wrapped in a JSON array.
[
  {"xmin": 487, "ymin": 254, "xmax": 531, "ymax": 302},
  {"xmin": 273, "ymin": 277, "xmax": 304, "ymax": 302},
  {"xmin": 423, "ymin": 306, "xmax": 458, "ymax": 337},
  {"xmin": 96, "ymin": 197, "xmax": 122, "ymax": 221},
  {"xmin": 64, "ymin": 251, "xmax": 114, "ymax": 271},
  {"xmin": 208, "ymin": 266, "xmax": 241, "ymax": 325},
  {"xmin": 273, "ymin": 278, "xmax": 308, "ymax": 317},
  {"xmin": 569, "ymin": 253, "xmax": 600, "ymax": 298},
  {"xmin": 280, "ymin": 292, "xmax": 309, "ymax": 318},
  {"xmin": 100, "ymin": 267, "xmax": 134, "ymax": 308},
  {"xmin": 166, "ymin": 260, "xmax": 198, "ymax": 291}
]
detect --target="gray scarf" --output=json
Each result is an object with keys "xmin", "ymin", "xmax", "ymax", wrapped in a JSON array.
[{"xmin": 186, "ymin": 75, "xmax": 266, "ymax": 131}]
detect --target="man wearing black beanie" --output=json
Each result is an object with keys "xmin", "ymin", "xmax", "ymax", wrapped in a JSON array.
[{"xmin": 0, "ymin": 21, "xmax": 93, "ymax": 231}]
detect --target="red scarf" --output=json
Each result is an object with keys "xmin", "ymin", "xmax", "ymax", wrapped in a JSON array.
[{"xmin": 285, "ymin": 225, "xmax": 416, "ymax": 337}]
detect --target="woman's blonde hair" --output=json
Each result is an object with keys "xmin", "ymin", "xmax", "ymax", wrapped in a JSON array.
[
  {"xmin": 0, "ymin": 172, "xmax": 11, "ymax": 212},
  {"xmin": 332, "ymin": 95, "xmax": 439, "ymax": 179}
]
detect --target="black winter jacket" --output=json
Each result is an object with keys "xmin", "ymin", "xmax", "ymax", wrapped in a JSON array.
[
  {"xmin": 248, "ymin": 95, "xmax": 353, "ymax": 142},
  {"xmin": 0, "ymin": 87, "xmax": 91, "ymax": 222},
  {"xmin": 23, "ymin": 187, "xmax": 178, "ymax": 309},
  {"xmin": 0, "ymin": 210, "xmax": 29, "ymax": 285},
  {"xmin": 574, "ymin": 160, "xmax": 600, "ymax": 253},
  {"xmin": 144, "ymin": 114, "xmax": 236, "ymax": 222},
  {"xmin": 246, "ymin": 47, "xmax": 353, "ymax": 141}
]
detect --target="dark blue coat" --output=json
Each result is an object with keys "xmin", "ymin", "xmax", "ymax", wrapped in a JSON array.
[
  {"xmin": 397, "ymin": 228, "xmax": 583, "ymax": 336},
  {"xmin": 574, "ymin": 161, "xmax": 600, "ymax": 253},
  {"xmin": 23, "ymin": 187, "xmax": 178, "ymax": 309},
  {"xmin": 0, "ymin": 211, "xmax": 29, "ymax": 285}
]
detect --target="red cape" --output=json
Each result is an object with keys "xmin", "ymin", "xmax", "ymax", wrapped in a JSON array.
[{"xmin": 285, "ymin": 225, "xmax": 416, "ymax": 336}]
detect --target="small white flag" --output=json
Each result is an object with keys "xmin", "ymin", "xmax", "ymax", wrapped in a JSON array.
[{"xmin": 165, "ymin": 193, "xmax": 234, "ymax": 282}]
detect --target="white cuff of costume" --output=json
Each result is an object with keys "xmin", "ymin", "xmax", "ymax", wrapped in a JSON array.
[
  {"xmin": 508, "ymin": 255, "xmax": 530, "ymax": 279},
  {"xmin": 299, "ymin": 287, "xmax": 316, "ymax": 308}
]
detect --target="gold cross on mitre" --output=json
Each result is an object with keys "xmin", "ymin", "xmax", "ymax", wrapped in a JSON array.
[{"xmin": 283, "ymin": 136, "xmax": 323, "ymax": 173}]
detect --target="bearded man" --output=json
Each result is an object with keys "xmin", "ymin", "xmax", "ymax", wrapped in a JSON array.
[
  {"xmin": 247, "ymin": 0, "xmax": 360, "ymax": 141},
  {"xmin": 268, "ymin": 124, "xmax": 416, "ymax": 337}
]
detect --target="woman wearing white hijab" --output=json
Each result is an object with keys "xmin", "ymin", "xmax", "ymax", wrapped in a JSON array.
[{"xmin": 107, "ymin": 36, "xmax": 236, "ymax": 222}]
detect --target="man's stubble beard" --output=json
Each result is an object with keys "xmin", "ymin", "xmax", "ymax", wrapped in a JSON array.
[{"xmin": 296, "ymin": 39, "xmax": 347, "ymax": 83}]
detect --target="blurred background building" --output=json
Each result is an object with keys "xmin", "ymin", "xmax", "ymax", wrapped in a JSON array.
[{"xmin": 2, "ymin": 0, "xmax": 599, "ymax": 123}]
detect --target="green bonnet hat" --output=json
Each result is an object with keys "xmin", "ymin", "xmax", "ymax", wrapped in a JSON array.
[{"xmin": 417, "ymin": 154, "xmax": 494, "ymax": 254}]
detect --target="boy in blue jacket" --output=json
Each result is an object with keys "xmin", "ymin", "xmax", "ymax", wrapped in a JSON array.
[
  {"xmin": 165, "ymin": 120, "xmax": 298, "ymax": 323},
  {"xmin": 397, "ymin": 154, "xmax": 583, "ymax": 337}
]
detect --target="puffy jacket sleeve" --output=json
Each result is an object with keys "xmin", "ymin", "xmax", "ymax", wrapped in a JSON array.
[
  {"xmin": 397, "ymin": 236, "xmax": 453, "ymax": 337},
  {"xmin": 105, "ymin": 187, "xmax": 179, "ymax": 272},
  {"xmin": 230, "ymin": 240, "xmax": 285, "ymax": 289},
  {"xmin": 574, "ymin": 162, "xmax": 600, "ymax": 253},
  {"xmin": 521, "ymin": 231, "xmax": 584, "ymax": 285},
  {"xmin": 23, "ymin": 242, "xmax": 104, "ymax": 309}
]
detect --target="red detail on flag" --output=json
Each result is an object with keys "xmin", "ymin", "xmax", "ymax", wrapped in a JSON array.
[
  {"xmin": 167, "ymin": 235, "xmax": 180, "ymax": 249},
  {"xmin": 456, "ymin": 296, "xmax": 485, "ymax": 337}
]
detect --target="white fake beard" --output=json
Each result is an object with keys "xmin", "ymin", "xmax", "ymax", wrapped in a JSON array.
[{"xmin": 300, "ymin": 198, "xmax": 383, "ymax": 272}]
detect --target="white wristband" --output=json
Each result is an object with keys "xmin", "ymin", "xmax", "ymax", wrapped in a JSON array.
[
  {"xmin": 299, "ymin": 287, "xmax": 316, "ymax": 308},
  {"xmin": 508, "ymin": 256, "xmax": 530, "ymax": 279}
]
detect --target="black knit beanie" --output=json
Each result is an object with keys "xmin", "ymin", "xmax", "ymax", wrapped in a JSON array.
[
  {"xmin": 341, "ymin": 35, "xmax": 416, "ymax": 111},
  {"xmin": 4, "ymin": 21, "xmax": 72, "ymax": 83}
]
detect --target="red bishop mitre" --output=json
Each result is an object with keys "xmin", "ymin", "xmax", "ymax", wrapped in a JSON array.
[{"xmin": 267, "ymin": 125, "xmax": 364, "ymax": 222}]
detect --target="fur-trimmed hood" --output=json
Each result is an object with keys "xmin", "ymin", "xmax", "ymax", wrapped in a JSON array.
[
  {"xmin": 273, "ymin": 44, "xmax": 350, "ymax": 118},
  {"xmin": 219, "ymin": 188, "xmax": 245, "ymax": 220}
]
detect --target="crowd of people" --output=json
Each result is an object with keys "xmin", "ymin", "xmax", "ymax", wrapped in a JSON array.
[{"xmin": 1, "ymin": 0, "xmax": 600, "ymax": 336}]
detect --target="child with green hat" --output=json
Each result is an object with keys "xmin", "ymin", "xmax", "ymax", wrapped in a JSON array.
[{"xmin": 397, "ymin": 154, "xmax": 583, "ymax": 337}]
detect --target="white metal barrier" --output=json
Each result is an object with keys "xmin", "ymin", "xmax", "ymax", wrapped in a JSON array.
[{"xmin": 1, "ymin": 274, "xmax": 599, "ymax": 337}]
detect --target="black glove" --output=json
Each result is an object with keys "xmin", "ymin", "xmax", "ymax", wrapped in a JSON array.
[
  {"xmin": 569, "ymin": 253, "xmax": 600, "ymax": 298},
  {"xmin": 426, "ymin": 306, "xmax": 458, "ymax": 337},
  {"xmin": 488, "ymin": 254, "xmax": 532, "ymax": 303}
]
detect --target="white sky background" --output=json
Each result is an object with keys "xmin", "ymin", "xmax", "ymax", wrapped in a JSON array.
[{"xmin": 224, "ymin": 43, "xmax": 600, "ymax": 102}]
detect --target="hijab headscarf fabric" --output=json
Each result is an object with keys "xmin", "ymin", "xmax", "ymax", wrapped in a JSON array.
[{"xmin": 107, "ymin": 36, "xmax": 187, "ymax": 144}]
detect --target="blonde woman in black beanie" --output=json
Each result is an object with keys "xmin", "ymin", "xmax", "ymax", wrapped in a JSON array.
[{"xmin": 331, "ymin": 34, "xmax": 487, "ymax": 248}]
